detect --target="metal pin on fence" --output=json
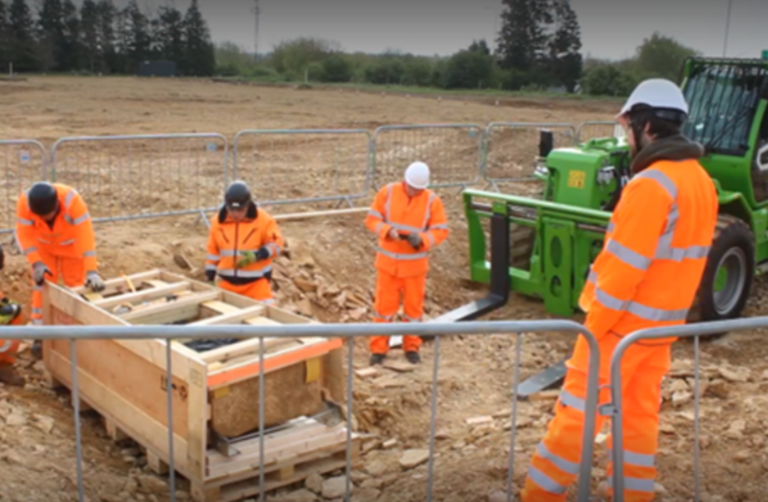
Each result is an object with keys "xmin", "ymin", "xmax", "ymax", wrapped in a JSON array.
[
  {"xmin": 70, "ymin": 340, "xmax": 86, "ymax": 502},
  {"xmin": 344, "ymin": 337, "xmax": 355, "ymax": 502},
  {"xmin": 425, "ymin": 334, "xmax": 442, "ymax": 502},
  {"xmin": 166, "ymin": 339, "xmax": 177, "ymax": 502},
  {"xmin": 506, "ymin": 333, "xmax": 523, "ymax": 502}
]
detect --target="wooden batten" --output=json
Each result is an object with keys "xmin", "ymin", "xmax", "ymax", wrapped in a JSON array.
[{"xmin": 94, "ymin": 281, "xmax": 192, "ymax": 309}]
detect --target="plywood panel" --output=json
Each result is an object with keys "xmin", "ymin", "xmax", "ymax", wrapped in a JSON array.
[{"xmin": 47, "ymin": 324, "xmax": 191, "ymax": 438}]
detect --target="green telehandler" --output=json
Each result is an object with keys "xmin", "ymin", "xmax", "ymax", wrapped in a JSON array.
[{"xmin": 461, "ymin": 56, "xmax": 768, "ymax": 396}]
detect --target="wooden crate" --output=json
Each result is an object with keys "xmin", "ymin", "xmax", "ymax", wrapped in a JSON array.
[{"xmin": 41, "ymin": 269, "xmax": 360, "ymax": 501}]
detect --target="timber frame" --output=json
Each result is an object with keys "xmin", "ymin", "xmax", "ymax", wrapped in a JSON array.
[{"xmin": 41, "ymin": 269, "xmax": 359, "ymax": 501}]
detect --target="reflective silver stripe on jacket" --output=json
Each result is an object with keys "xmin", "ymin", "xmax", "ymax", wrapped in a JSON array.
[
  {"xmin": 217, "ymin": 266, "xmax": 272, "ymax": 279},
  {"xmin": 377, "ymin": 248, "xmax": 429, "ymax": 260},
  {"xmin": 0, "ymin": 340, "xmax": 13, "ymax": 353},
  {"xmin": 220, "ymin": 249, "xmax": 261, "ymax": 257},
  {"xmin": 587, "ymin": 269, "xmax": 689, "ymax": 321}
]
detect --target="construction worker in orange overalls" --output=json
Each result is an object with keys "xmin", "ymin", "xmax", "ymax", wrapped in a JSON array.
[
  {"xmin": 0, "ymin": 243, "xmax": 27, "ymax": 386},
  {"xmin": 365, "ymin": 161, "xmax": 449, "ymax": 366},
  {"xmin": 205, "ymin": 181, "xmax": 284, "ymax": 305},
  {"xmin": 520, "ymin": 79, "xmax": 719, "ymax": 502},
  {"xmin": 16, "ymin": 182, "xmax": 105, "ymax": 357}
]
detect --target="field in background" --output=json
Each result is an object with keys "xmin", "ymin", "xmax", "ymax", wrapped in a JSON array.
[{"xmin": 0, "ymin": 76, "xmax": 765, "ymax": 502}]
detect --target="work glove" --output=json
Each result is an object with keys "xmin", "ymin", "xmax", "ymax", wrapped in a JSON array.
[
  {"xmin": 86, "ymin": 271, "xmax": 105, "ymax": 292},
  {"xmin": 236, "ymin": 247, "xmax": 270, "ymax": 268},
  {"xmin": 407, "ymin": 233, "xmax": 423, "ymax": 250},
  {"xmin": 32, "ymin": 261, "xmax": 52, "ymax": 286},
  {"xmin": 205, "ymin": 269, "xmax": 216, "ymax": 283}
]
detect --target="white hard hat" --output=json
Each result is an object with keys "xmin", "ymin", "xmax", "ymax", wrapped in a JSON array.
[
  {"xmin": 617, "ymin": 78, "xmax": 689, "ymax": 120},
  {"xmin": 404, "ymin": 161, "xmax": 430, "ymax": 189}
]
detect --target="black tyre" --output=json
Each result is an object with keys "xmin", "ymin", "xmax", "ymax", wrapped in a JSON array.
[{"xmin": 691, "ymin": 215, "xmax": 755, "ymax": 336}]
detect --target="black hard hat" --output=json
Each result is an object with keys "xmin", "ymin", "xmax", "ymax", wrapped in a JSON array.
[
  {"xmin": 224, "ymin": 181, "xmax": 252, "ymax": 210},
  {"xmin": 27, "ymin": 182, "xmax": 58, "ymax": 216}
]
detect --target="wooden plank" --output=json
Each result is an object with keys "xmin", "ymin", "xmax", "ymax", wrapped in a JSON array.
[
  {"xmin": 201, "ymin": 440, "xmax": 362, "ymax": 501},
  {"xmin": 129, "ymin": 303, "xmax": 202, "ymax": 326},
  {"xmin": 209, "ymin": 425, "xmax": 348, "ymax": 479},
  {"xmin": 207, "ymin": 338, "xmax": 344, "ymax": 388},
  {"xmin": 219, "ymin": 290, "xmax": 269, "ymax": 310},
  {"xmin": 186, "ymin": 358, "xmax": 208, "ymax": 481},
  {"xmin": 45, "ymin": 349, "xmax": 195, "ymax": 480},
  {"xmin": 201, "ymin": 301, "xmax": 241, "ymax": 315},
  {"xmin": 48, "ymin": 336, "xmax": 191, "ymax": 438},
  {"xmin": 94, "ymin": 281, "xmax": 192, "ymax": 309},
  {"xmin": 263, "ymin": 306, "xmax": 319, "ymax": 325},
  {"xmin": 120, "ymin": 290, "xmax": 220, "ymax": 323},
  {"xmin": 200, "ymin": 337, "xmax": 298, "ymax": 364},
  {"xmin": 145, "ymin": 280, "xmax": 171, "ymax": 288},
  {"xmin": 70, "ymin": 269, "xmax": 162, "ymax": 295},
  {"xmin": 189, "ymin": 306, "xmax": 266, "ymax": 327},
  {"xmin": 244, "ymin": 316, "xmax": 282, "ymax": 326},
  {"xmin": 272, "ymin": 207, "xmax": 369, "ymax": 221}
]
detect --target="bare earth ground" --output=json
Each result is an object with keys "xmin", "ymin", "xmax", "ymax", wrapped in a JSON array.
[{"xmin": 0, "ymin": 76, "xmax": 766, "ymax": 502}]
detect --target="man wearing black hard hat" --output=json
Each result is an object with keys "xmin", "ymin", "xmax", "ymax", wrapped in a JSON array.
[
  {"xmin": 205, "ymin": 181, "xmax": 284, "ymax": 304},
  {"xmin": 16, "ymin": 182, "xmax": 105, "ymax": 331}
]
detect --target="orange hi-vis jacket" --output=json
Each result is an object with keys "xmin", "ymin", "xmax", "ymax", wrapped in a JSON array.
[
  {"xmin": 577, "ymin": 157, "xmax": 718, "ymax": 354},
  {"xmin": 365, "ymin": 182, "xmax": 449, "ymax": 278},
  {"xmin": 16, "ymin": 184, "xmax": 98, "ymax": 272},
  {"xmin": 206, "ymin": 203, "xmax": 284, "ymax": 285}
]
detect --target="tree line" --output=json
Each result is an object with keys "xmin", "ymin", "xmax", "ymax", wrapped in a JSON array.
[
  {"xmin": 0, "ymin": 0, "xmax": 215, "ymax": 76},
  {"xmin": 0, "ymin": 0, "xmax": 700, "ymax": 97}
]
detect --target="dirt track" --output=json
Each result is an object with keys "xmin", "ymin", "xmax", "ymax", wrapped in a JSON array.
[{"xmin": 0, "ymin": 76, "xmax": 766, "ymax": 502}]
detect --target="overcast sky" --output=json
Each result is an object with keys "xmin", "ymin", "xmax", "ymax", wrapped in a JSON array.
[{"xmin": 93, "ymin": 0, "xmax": 767, "ymax": 60}]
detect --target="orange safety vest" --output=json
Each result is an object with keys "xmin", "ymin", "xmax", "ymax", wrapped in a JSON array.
[
  {"xmin": 365, "ymin": 182, "xmax": 449, "ymax": 277},
  {"xmin": 578, "ymin": 158, "xmax": 718, "ymax": 351},
  {"xmin": 206, "ymin": 203, "xmax": 284, "ymax": 284},
  {"xmin": 16, "ymin": 183, "xmax": 98, "ymax": 272}
]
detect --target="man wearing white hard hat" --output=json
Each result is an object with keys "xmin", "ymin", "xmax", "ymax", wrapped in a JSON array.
[
  {"xmin": 364, "ymin": 161, "xmax": 449, "ymax": 365},
  {"xmin": 521, "ymin": 79, "xmax": 718, "ymax": 502}
]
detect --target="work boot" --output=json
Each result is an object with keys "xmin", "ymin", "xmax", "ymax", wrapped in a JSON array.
[
  {"xmin": 0, "ymin": 365, "xmax": 25, "ymax": 387},
  {"xmin": 405, "ymin": 351, "xmax": 420, "ymax": 364},
  {"xmin": 369, "ymin": 353, "xmax": 386, "ymax": 366}
]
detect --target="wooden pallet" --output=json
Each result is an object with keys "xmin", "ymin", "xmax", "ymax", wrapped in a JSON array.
[{"xmin": 41, "ymin": 269, "xmax": 351, "ymax": 502}]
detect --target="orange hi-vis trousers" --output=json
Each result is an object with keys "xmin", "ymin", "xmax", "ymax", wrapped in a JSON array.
[
  {"xmin": 0, "ymin": 315, "xmax": 23, "ymax": 364},
  {"xmin": 30, "ymin": 251, "xmax": 87, "ymax": 325},
  {"xmin": 370, "ymin": 270, "xmax": 425, "ymax": 354},
  {"xmin": 521, "ymin": 333, "xmax": 671, "ymax": 502},
  {"xmin": 217, "ymin": 278, "xmax": 274, "ymax": 305}
]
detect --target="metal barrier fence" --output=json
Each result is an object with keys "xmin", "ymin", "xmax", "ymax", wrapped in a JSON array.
[
  {"xmin": 232, "ymin": 129, "xmax": 372, "ymax": 209},
  {"xmin": 577, "ymin": 120, "xmax": 621, "ymax": 143},
  {"xmin": 483, "ymin": 122, "xmax": 577, "ymax": 191},
  {"xmin": 9, "ymin": 320, "xmax": 602, "ymax": 502},
  {"xmin": 372, "ymin": 124, "xmax": 484, "ymax": 190},
  {"xmin": 607, "ymin": 317, "xmax": 768, "ymax": 502},
  {"xmin": 0, "ymin": 120, "xmax": 628, "ymax": 229},
  {"xmin": 0, "ymin": 139, "xmax": 48, "ymax": 233},
  {"xmin": 50, "ymin": 133, "xmax": 229, "ymax": 223}
]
